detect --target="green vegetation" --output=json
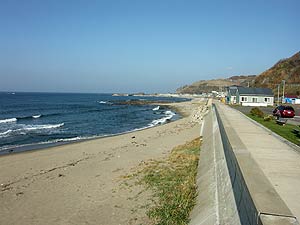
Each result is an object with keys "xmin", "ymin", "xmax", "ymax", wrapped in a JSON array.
[
  {"xmin": 248, "ymin": 114, "xmax": 300, "ymax": 145},
  {"xmin": 263, "ymin": 115, "xmax": 273, "ymax": 121},
  {"xmin": 250, "ymin": 107, "xmax": 264, "ymax": 118},
  {"xmin": 133, "ymin": 138, "xmax": 201, "ymax": 225}
]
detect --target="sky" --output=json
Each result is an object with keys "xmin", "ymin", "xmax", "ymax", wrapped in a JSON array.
[{"xmin": 0, "ymin": 0, "xmax": 299, "ymax": 93}]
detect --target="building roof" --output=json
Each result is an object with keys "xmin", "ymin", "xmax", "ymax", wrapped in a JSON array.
[
  {"xmin": 237, "ymin": 87, "xmax": 273, "ymax": 96},
  {"xmin": 285, "ymin": 95, "xmax": 298, "ymax": 99},
  {"xmin": 229, "ymin": 88, "xmax": 238, "ymax": 96}
]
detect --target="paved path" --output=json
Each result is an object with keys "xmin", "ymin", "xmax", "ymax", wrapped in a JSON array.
[{"xmin": 215, "ymin": 102, "xmax": 300, "ymax": 221}]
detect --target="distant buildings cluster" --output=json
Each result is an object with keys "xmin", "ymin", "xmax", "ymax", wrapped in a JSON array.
[{"xmin": 111, "ymin": 86, "xmax": 300, "ymax": 106}]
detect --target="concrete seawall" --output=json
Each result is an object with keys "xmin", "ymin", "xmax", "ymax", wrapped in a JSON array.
[
  {"xmin": 189, "ymin": 104, "xmax": 241, "ymax": 225},
  {"xmin": 190, "ymin": 102, "xmax": 299, "ymax": 225}
]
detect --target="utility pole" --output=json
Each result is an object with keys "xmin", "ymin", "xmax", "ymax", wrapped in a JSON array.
[
  {"xmin": 277, "ymin": 84, "xmax": 280, "ymax": 105},
  {"xmin": 282, "ymin": 80, "xmax": 285, "ymax": 103}
]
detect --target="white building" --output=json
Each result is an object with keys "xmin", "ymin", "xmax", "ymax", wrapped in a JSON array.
[{"xmin": 226, "ymin": 86, "xmax": 274, "ymax": 106}]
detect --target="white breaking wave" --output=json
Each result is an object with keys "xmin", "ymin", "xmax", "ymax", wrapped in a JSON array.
[
  {"xmin": 0, "ymin": 123, "xmax": 65, "ymax": 138},
  {"xmin": 97, "ymin": 100, "xmax": 113, "ymax": 105},
  {"xmin": 49, "ymin": 136, "xmax": 99, "ymax": 143},
  {"xmin": 0, "ymin": 118, "xmax": 17, "ymax": 123},
  {"xmin": 148, "ymin": 110, "xmax": 176, "ymax": 127},
  {"xmin": 0, "ymin": 136, "xmax": 97, "ymax": 152},
  {"xmin": 23, "ymin": 123, "xmax": 64, "ymax": 131},
  {"xmin": 53, "ymin": 137, "xmax": 82, "ymax": 142},
  {"xmin": 152, "ymin": 106, "xmax": 160, "ymax": 111},
  {"xmin": 0, "ymin": 130, "xmax": 13, "ymax": 137},
  {"xmin": 164, "ymin": 110, "xmax": 174, "ymax": 115},
  {"xmin": 32, "ymin": 115, "xmax": 41, "ymax": 119}
]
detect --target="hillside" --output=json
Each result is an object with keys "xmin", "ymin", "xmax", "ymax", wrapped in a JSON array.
[
  {"xmin": 254, "ymin": 51, "xmax": 300, "ymax": 95},
  {"xmin": 176, "ymin": 75, "xmax": 256, "ymax": 94}
]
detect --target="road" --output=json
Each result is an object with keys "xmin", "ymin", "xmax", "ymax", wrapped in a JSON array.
[{"xmin": 231, "ymin": 104, "xmax": 300, "ymax": 125}]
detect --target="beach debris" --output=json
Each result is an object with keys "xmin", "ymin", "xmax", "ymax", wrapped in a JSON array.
[
  {"xmin": 131, "ymin": 136, "xmax": 135, "ymax": 139},
  {"xmin": 58, "ymin": 173, "xmax": 65, "ymax": 177},
  {"xmin": 112, "ymin": 168, "xmax": 123, "ymax": 173},
  {"xmin": 16, "ymin": 191, "xmax": 24, "ymax": 196}
]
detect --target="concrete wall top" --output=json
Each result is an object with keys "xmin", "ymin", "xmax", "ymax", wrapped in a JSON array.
[{"xmin": 214, "ymin": 102, "xmax": 299, "ymax": 225}]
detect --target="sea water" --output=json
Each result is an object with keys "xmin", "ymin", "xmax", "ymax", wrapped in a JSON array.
[{"xmin": 0, "ymin": 92, "xmax": 189, "ymax": 154}]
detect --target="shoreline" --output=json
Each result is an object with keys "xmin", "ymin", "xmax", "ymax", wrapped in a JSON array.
[
  {"xmin": 0, "ymin": 102, "xmax": 184, "ymax": 156},
  {"xmin": 0, "ymin": 98, "xmax": 208, "ymax": 225}
]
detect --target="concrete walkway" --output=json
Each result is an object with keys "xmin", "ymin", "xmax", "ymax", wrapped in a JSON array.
[{"xmin": 215, "ymin": 102, "xmax": 300, "ymax": 221}]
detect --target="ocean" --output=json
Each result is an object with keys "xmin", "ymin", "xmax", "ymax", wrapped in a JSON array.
[{"xmin": 0, "ymin": 92, "xmax": 189, "ymax": 154}]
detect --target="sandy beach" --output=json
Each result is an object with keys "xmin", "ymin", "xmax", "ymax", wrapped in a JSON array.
[{"xmin": 0, "ymin": 99, "xmax": 208, "ymax": 225}]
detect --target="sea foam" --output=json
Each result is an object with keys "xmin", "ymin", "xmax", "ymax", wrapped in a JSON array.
[
  {"xmin": 23, "ymin": 123, "xmax": 64, "ymax": 131},
  {"xmin": 0, "ymin": 130, "xmax": 13, "ymax": 137},
  {"xmin": 152, "ymin": 106, "xmax": 160, "ymax": 111},
  {"xmin": 97, "ymin": 100, "xmax": 113, "ymax": 105},
  {"xmin": 0, "ymin": 123, "xmax": 65, "ymax": 138},
  {"xmin": 148, "ymin": 110, "xmax": 175, "ymax": 127},
  {"xmin": 0, "ymin": 118, "xmax": 17, "ymax": 123},
  {"xmin": 0, "ymin": 136, "xmax": 94, "ymax": 153}
]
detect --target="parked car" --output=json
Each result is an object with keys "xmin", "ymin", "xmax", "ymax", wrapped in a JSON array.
[{"xmin": 273, "ymin": 105, "xmax": 295, "ymax": 118}]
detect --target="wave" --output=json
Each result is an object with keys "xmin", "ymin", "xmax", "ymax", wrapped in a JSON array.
[
  {"xmin": 0, "ymin": 123, "xmax": 65, "ymax": 138},
  {"xmin": 52, "ymin": 137, "xmax": 83, "ymax": 142},
  {"xmin": 0, "ymin": 130, "xmax": 13, "ymax": 137},
  {"xmin": 0, "ymin": 135, "xmax": 98, "ymax": 153},
  {"xmin": 0, "ymin": 109, "xmax": 178, "ymax": 152},
  {"xmin": 148, "ymin": 110, "xmax": 176, "ymax": 127},
  {"xmin": 17, "ymin": 114, "xmax": 43, "ymax": 120},
  {"xmin": 24, "ymin": 123, "xmax": 64, "ymax": 131},
  {"xmin": 152, "ymin": 106, "xmax": 160, "ymax": 111},
  {"xmin": 0, "ymin": 118, "xmax": 17, "ymax": 123},
  {"xmin": 97, "ymin": 101, "xmax": 112, "ymax": 105},
  {"xmin": 164, "ymin": 110, "xmax": 174, "ymax": 115},
  {"xmin": 15, "ymin": 113, "xmax": 60, "ymax": 120},
  {"xmin": 0, "ymin": 114, "xmax": 43, "ymax": 122}
]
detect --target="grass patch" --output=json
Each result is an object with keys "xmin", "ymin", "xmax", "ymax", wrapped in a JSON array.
[
  {"xmin": 134, "ymin": 138, "xmax": 201, "ymax": 225},
  {"xmin": 247, "ymin": 114, "xmax": 300, "ymax": 145}
]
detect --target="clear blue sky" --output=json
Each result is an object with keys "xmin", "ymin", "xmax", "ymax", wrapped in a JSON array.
[{"xmin": 0, "ymin": 0, "xmax": 299, "ymax": 93}]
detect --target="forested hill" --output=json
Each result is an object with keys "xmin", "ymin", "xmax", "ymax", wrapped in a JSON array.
[{"xmin": 254, "ymin": 51, "xmax": 300, "ymax": 95}]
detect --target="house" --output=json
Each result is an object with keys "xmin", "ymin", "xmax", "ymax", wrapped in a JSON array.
[
  {"xmin": 226, "ymin": 86, "xmax": 274, "ymax": 106},
  {"xmin": 283, "ymin": 95, "xmax": 300, "ymax": 104},
  {"xmin": 226, "ymin": 86, "xmax": 238, "ymax": 104}
]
